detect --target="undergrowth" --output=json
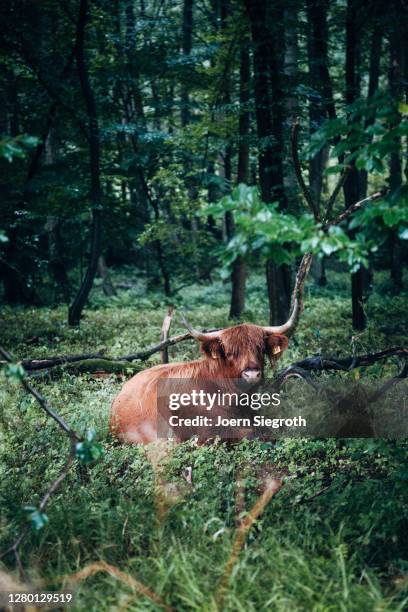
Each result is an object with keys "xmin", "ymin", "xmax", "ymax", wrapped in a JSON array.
[{"xmin": 0, "ymin": 267, "xmax": 407, "ymax": 610}]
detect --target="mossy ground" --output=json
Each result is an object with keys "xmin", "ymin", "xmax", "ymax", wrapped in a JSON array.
[{"xmin": 0, "ymin": 268, "xmax": 407, "ymax": 610}]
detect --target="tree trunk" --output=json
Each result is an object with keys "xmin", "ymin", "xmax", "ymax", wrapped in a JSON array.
[
  {"xmin": 306, "ymin": 0, "xmax": 331, "ymax": 213},
  {"xmin": 245, "ymin": 0, "xmax": 289, "ymax": 324},
  {"xmin": 360, "ymin": 20, "xmax": 382, "ymax": 198},
  {"xmin": 283, "ymin": 0, "xmax": 300, "ymax": 207},
  {"xmin": 181, "ymin": 0, "xmax": 193, "ymax": 128},
  {"xmin": 306, "ymin": 0, "xmax": 334, "ymax": 287},
  {"xmin": 44, "ymin": 129, "xmax": 70, "ymax": 302},
  {"xmin": 344, "ymin": 0, "xmax": 365, "ymax": 330},
  {"xmin": 69, "ymin": 0, "xmax": 102, "ymax": 325},
  {"xmin": 229, "ymin": 41, "xmax": 250, "ymax": 319},
  {"xmin": 97, "ymin": 255, "xmax": 117, "ymax": 297}
]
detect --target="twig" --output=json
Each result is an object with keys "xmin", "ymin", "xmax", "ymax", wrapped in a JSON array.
[
  {"xmin": 367, "ymin": 363, "xmax": 408, "ymax": 403},
  {"xmin": 293, "ymin": 484, "xmax": 333, "ymax": 505},
  {"xmin": 0, "ymin": 346, "xmax": 78, "ymax": 440},
  {"xmin": 273, "ymin": 366, "xmax": 321, "ymax": 391},
  {"xmin": 291, "ymin": 119, "xmax": 321, "ymax": 222}
]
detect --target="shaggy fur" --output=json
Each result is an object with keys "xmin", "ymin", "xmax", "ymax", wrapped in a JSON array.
[{"xmin": 110, "ymin": 324, "xmax": 288, "ymax": 444}]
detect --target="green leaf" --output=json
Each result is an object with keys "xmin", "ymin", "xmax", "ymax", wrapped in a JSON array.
[
  {"xmin": 398, "ymin": 102, "xmax": 408, "ymax": 115},
  {"xmin": 24, "ymin": 506, "xmax": 49, "ymax": 531},
  {"xmin": 76, "ymin": 428, "xmax": 104, "ymax": 464},
  {"xmin": 321, "ymin": 241, "xmax": 338, "ymax": 256},
  {"xmin": 3, "ymin": 363, "xmax": 26, "ymax": 383}
]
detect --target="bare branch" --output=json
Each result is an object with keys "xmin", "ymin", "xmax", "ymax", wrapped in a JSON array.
[
  {"xmin": 0, "ymin": 351, "xmax": 105, "ymax": 371},
  {"xmin": 0, "ymin": 327, "xmax": 223, "ymax": 373},
  {"xmin": 323, "ymin": 190, "xmax": 386, "ymax": 231},
  {"xmin": 291, "ymin": 119, "xmax": 320, "ymax": 221},
  {"xmin": 0, "ymin": 346, "xmax": 78, "ymax": 440},
  {"xmin": 274, "ymin": 347, "xmax": 407, "ymax": 389}
]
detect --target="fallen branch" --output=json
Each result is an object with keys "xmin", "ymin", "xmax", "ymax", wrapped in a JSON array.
[
  {"xmin": 0, "ymin": 351, "xmax": 106, "ymax": 371},
  {"xmin": 274, "ymin": 347, "xmax": 407, "ymax": 389},
  {"xmin": 29, "ymin": 359, "xmax": 145, "ymax": 379},
  {"xmin": 3, "ymin": 326, "xmax": 222, "ymax": 374}
]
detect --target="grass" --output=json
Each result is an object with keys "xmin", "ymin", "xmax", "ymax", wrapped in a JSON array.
[{"xmin": 0, "ymin": 266, "xmax": 407, "ymax": 610}]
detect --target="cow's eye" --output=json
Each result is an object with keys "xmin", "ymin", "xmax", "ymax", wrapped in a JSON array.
[{"xmin": 226, "ymin": 352, "xmax": 233, "ymax": 359}]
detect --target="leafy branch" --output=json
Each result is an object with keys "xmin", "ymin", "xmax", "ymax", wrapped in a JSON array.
[{"xmin": 0, "ymin": 345, "xmax": 102, "ymax": 578}]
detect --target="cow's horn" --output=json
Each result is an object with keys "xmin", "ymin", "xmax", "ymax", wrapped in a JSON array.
[
  {"xmin": 261, "ymin": 298, "xmax": 302, "ymax": 335},
  {"xmin": 262, "ymin": 252, "xmax": 313, "ymax": 337},
  {"xmin": 181, "ymin": 313, "xmax": 221, "ymax": 341}
]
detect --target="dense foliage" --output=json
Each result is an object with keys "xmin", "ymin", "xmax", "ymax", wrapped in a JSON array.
[{"xmin": 0, "ymin": 0, "xmax": 407, "ymax": 325}]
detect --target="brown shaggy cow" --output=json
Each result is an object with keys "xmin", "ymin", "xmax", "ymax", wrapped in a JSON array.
[{"xmin": 110, "ymin": 321, "xmax": 289, "ymax": 444}]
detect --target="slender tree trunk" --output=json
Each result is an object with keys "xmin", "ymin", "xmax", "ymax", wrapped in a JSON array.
[
  {"xmin": 44, "ymin": 129, "xmax": 70, "ymax": 302},
  {"xmin": 360, "ymin": 22, "xmax": 382, "ymax": 198},
  {"xmin": 229, "ymin": 41, "xmax": 250, "ymax": 319},
  {"xmin": 69, "ymin": 0, "xmax": 102, "ymax": 325},
  {"xmin": 181, "ymin": 0, "xmax": 200, "ymax": 274},
  {"xmin": 358, "ymin": 18, "xmax": 383, "ymax": 298},
  {"xmin": 181, "ymin": 0, "xmax": 193, "ymax": 127},
  {"xmin": 97, "ymin": 255, "xmax": 117, "ymax": 297},
  {"xmin": 306, "ymin": 0, "xmax": 335, "ymax": 287},
  {"xmin": 344, "ymin": 0, "xmax": 365, "ymax": 330},
  {"xmin": 283, "ymin": 0, "xmax": 299, "ymax": 206}
]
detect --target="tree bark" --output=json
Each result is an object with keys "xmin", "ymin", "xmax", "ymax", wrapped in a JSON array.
[
  {"xmin": 344, "ymin": 0, "xmax": 365, "ymax": 330},
  {"xmin": 229, "ymin": 40, "xmax": 250, "ymax": 319},
  {"xmin": 283, "ymin": 0, "xmax": 300, "ymax": 206},
  {"xmin": 244, "ymin": 0, "xmax": 290, "ymax": 324},
  {"xmin": 97, "ymin": 255, "xmax": 117, "ymax": 297},
  {"xmin": 44, "ymin": 129, "xmax": 70, "ymax": 302},
  {"xmin": 306, "ymin": 0, "xmax": 336, "ymax": 287},
  {"xmin": 69, "ymin": 0, "xmax": 102, "ymax": 326}
]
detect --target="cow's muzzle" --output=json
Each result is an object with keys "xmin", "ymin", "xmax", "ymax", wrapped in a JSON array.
[{"xmin": 241, "ymin": 368, "xmax": 262, "ymax": 383}]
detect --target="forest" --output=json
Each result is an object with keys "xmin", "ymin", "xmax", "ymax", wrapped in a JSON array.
[{"xmin": 0, "ymin": 0, "xmax": 407, "ymax": 609}]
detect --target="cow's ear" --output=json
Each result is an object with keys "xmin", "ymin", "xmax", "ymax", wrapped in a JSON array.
[
  {"xmin": 200, "ymin": 338, "xmax": 224, "ymax": 360},
  {"xmin": 265, "ymin": 334, "xmax": 288, "ymax": 360}
]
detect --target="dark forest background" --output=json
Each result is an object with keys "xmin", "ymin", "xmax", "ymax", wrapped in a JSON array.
[{"xmin": 1, "ymin": 0, "xmax": 407, "ymax": 326}]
